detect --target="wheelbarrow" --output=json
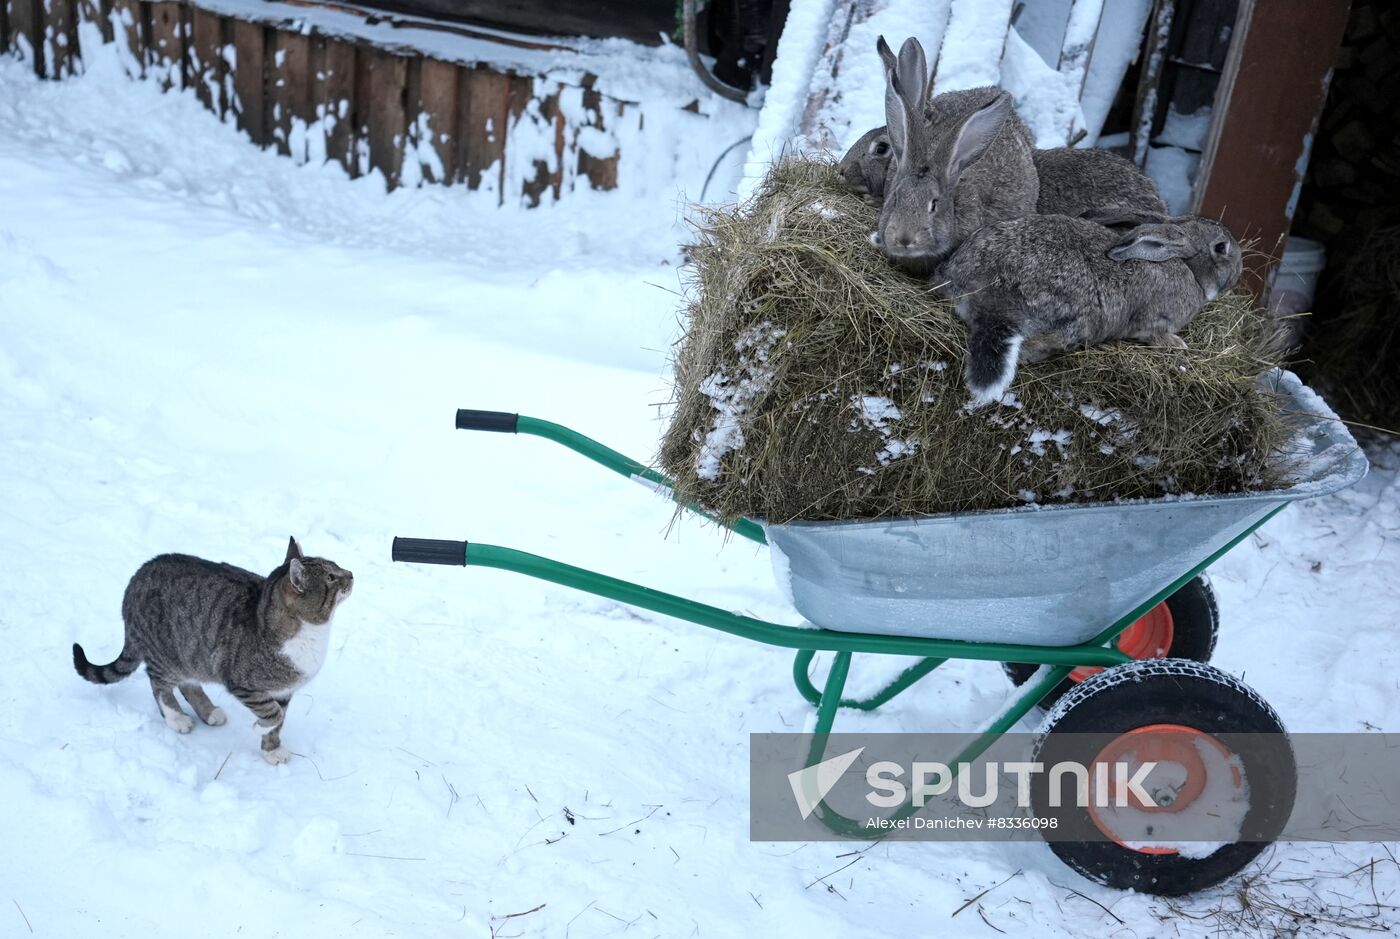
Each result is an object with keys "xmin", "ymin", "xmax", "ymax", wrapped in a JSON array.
[{"xmin": 392, "ymin": 370, "xmax": 1367, "ymax": 896}]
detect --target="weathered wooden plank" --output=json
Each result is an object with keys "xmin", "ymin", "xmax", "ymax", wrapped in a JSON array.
[
  {"xmin": 229, "ymin": 18, "xmax": 267, "ymax": 145},
  {"xmin": 108, "ymin": 0, "xmax": 142, "ymax": 77},
  {"xmin": 40, "ymin": 0, "xmax": 78, "ymax": 77},
  {"xmin": 519, "ymin": 97, "xmax": 555, "ymax": 206},
  {"xmin": 147, "ymin": 1, "xmax": 184, "ymax": 89},
  {"xmin": 578, "ymin": 82, "xmax": 620, "ymax": 192},
  {"xmin": 348, "ymin": 0, "xmax": 673, "ymax": 46},
  {"xmin": 1195, "ymin": 0, "xmax": 1351, "ymax": 297},
  {"xmin": 269, "ymin": 29, "xmax": 312, "ymax": 160},
  {"xmin": 411, "ymin": 56, "xmax": 458, "ymax": 184},
  {"xmin": 508, "ymin": 72, "xmax": 544, "ymax": 205},
  {"xmin": 6, "ymin": 0, "xmax": 43, "ymax": 74},
  {"xmin": 312, "ymin": 36, "xmax": 357, "ymax": 176},
  {"xmin": 357, "ymin": 46, "xmax": 408, "ymax": 188},
  {"xmin": 1130, "ymin": 0, "xmax": 1176, "ymax": 167},
  {"xmin": 456, "ymin": 66, "xmax": 510, "ymax": 195},
  {"xmin": 187, "ymin": 7, "xmax": 225, "ymax": 116}
]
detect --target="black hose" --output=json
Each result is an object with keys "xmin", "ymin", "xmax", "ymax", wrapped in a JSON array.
[
  {"xmin": 684, "ymin": 0, "xmax": 753, "ymax": 104},
  {"xmin": 700, "ymin": 134, "xmax": 754, "ymax": 201}
]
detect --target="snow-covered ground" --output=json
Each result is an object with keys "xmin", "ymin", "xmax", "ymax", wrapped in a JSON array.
[{"xmin": 3, "ymin": 44, "xmax": 1399, "ymax": 939}]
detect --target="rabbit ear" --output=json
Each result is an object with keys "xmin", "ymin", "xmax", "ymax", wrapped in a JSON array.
[
  {"xmin": 1107, "ymin": 225, "xmax": 1195, "ymax": 261},
  {"xmin": 945, "ymin": 93, "xmax": 1011, "ymax": 186},
  {"xmin": 880, "ymin": 38, "xmax": 910, "ymax": 158},
  {"xmin": 876, "ymin": 35, "xmax": 898, "ymax": 74},
  {"xmin": 896, "ymin": 38, "xmax": 929, "ymax": 112}
]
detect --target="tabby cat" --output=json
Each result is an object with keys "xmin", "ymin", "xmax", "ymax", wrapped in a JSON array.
[{"xmin": 73, "ymin": 537, "xmax": 353, "ymax": 765}]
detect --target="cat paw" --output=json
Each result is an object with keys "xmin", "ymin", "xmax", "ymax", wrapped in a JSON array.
[
  {"xmin": 164, "ymin": 711, "xmax": 195, "ymax": 734},
  {"xmin": 203, "ymin": 708, "xmax": 227, "ymax": 726},
  {"xmin": 262, "ymin": 746, "xmax": 291, "ymax": 766}
]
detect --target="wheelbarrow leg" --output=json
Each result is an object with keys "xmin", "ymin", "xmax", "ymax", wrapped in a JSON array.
[{"xmin": 793, "ymin": 650, "xmax": 946, "ymax": 711}]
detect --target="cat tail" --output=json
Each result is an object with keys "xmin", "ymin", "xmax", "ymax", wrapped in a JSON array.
[{"xmin": 72, "ymin": 640, "xmax": 141, "ymax": 684}]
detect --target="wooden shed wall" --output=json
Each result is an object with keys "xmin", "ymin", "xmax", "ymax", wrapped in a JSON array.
[{"xmin": 0, "ymin": 0, "xmax": 625, "ymax": 202}]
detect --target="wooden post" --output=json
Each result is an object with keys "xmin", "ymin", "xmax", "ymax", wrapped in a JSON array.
[
  {"xmin": 412, "ymin": 56, "xmax": 459, "ymax": 185},
  {"xmin": 41, "ymin": 0, "xmax": 78, "ymax": 77},
  {"xmin": 578, "ymin": 77, "xmax": 620, "ymax": 192},
  {"xmin": 1194, "ymin": 0, "xmax": 1353, "ymax": 296},
  {"xmin": 147, "ymin": 1, "xmax": 185, "ymax": 89},
  {"xmin": 1130, "ymin": 0, "xmax": 1176, "ymax": 167},
  {"xmin": 229, "ymin": 18, "xmax": 267, "ymax": 146},
  {"xmin": 269, "ymin": 28, "xmax": 313, "ymax": 160},
  {"xmin": 187, "ymin": 7, "xmax": 225, "ymax": 117},
  {"xmin": 357, "ymin": 47, "xmax": 408, "ymax": 189},
  {"xmin": 312, "ymin": 36, "xmax": 357, "ymax": 176},
  {"xmin": 456, "ymin": 66, "xmax": 510, "ymax": 197},
  {"xmin": 6, "ymin": 0, "xmax": 42, "ymax": 75}
]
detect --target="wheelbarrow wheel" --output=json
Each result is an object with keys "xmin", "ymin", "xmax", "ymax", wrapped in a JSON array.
[
  {"xmin": 1002, "ymin": 574, "xmax": 1218, "ymax": 708},
  {"xmin": 1029, "ymin": 658, "xmax": 1295, "ymax": 897}
]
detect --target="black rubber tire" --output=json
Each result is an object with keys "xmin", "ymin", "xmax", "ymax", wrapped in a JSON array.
[
  {"xmin": 1031, "ymin": 658, "xmax": 1296, "ymax": 897},
  {"xmin": 1003, "ymin": 574, "xmax": 1219, "ymax": 708}
]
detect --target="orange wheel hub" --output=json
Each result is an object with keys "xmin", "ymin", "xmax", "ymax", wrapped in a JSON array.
[
  {"xmin": 1086, "ymin": 724, "xmax": 1241, "ymax": 855},
  {"xmin": 1070, "ymin": 601, "xmax": 1175, "ymax": 683}
]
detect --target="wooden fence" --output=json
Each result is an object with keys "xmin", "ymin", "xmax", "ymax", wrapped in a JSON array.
[{"xmin": 1, "ymin": 0, "xmax": 627, "ymax": 202}]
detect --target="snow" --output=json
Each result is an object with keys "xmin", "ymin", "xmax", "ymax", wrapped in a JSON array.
[
  {"xmin": 695, "ymin": 324, "xmax": 785, "ymax": 481},
  {"xmin": 999, "ymin": 28, "xmax": 1085, "ymax": 148},
  {"xmin": 1077, "ymin": 0, "xmax": 1153, "ymax": 148},
  {"xmin": 3, "ymin": 38, "xmax": 1400, "ymax": 939},
  {"xmin": 1145, "ymin": 144, "xmax": 1202, "ymax": 215},
  {"xmin": 1157, "ymin": 103, "xmax": 1214, "ymax": 150},
  {"xmin": 803, "ymin": 0, "xmax": 954, "ymax": 154},
  {"xmin": 1106, "ymin": 740, "xmax": 1251, "ymax": 857},
  {"xmin": 932, "ymin": 0, "xmax": 1014, "ymax": 96}
]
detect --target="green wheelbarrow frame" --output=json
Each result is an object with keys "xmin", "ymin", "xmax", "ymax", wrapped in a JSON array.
[{"xmin": 392, "ymin": 410, "xmax": 1285, "ymax": 835}]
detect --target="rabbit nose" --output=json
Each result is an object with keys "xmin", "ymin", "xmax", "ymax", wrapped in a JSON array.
[{"xmin": 895, "ymin": 234, "xmax": 913, "ymax": 248}]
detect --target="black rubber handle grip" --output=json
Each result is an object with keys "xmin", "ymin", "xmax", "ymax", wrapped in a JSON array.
[
  {"xmin": 455, "ymin": 409, "xmax": 518, "ymax": 433},
  {"xmin": 392, "ymin": 537, "xmax": 468, "ymax": 565}
]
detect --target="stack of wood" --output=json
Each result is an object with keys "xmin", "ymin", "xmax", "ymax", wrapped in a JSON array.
[{"xmin": 1293, "ymin": 0, "xmax": 1400, "ymax": 269}]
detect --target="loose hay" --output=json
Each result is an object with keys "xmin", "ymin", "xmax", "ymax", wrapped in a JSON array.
[{"xmin": 661, "ymin": 158, "xmax": 1288, "ymax": 523}]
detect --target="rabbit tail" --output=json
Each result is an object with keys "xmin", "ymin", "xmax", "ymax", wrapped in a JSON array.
[{"xmin": 965, "ymin": 318, "xmax": 1024, "ymax": 407}]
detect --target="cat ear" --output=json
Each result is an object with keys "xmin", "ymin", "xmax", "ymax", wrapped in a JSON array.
[
  {"xmin": 286, "ymin": 536, "xmax": 304, "ymax": 562},
  {"xmin": 287, "ymin": 557, "xmax": 306, "ymax": 593}
]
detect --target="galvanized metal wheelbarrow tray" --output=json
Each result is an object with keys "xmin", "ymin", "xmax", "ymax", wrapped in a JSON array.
[{"xmin": 391, "ymin": 369, "xmax": 1366, "ymax": 835}]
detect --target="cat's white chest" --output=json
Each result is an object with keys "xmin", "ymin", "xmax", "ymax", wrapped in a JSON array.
[{"xmin": 280, "ymin": 618, "xmax": 332, "ymax": 685}]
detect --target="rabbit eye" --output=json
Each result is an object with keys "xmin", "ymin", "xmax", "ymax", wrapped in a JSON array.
[
  {"xmin": 927, "ymin": 199, "xmax": 938, "ymax": 214},
  {"xmin": 870, "ymin": 140, "xmax": 890, "ymax": 157},
  {"xmin": 1213, "ymin": 241, "xmax": 1229, "ymax": 256}
]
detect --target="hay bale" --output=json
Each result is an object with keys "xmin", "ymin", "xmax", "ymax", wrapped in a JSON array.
[{"xmin": 660, "ymin": 158, "xmax": 1288, "ymax": 524}]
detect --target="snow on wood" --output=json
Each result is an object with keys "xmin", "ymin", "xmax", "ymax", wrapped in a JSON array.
[{"xmin": 932, "ymin": 0, "xmax": 1012, "ymax": 94}]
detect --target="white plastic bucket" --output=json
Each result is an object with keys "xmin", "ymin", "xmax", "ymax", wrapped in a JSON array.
[{"xmin": 1270, "ymin": 237, "xmax": 1326, "ymax": 316}]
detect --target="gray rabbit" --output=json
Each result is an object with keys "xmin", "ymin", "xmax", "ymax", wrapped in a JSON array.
[
  {"xmin": 940, "ymin": 212, "xmax": 1243, "ymax": 405},
  {"xmin": 873, "ymin": 36, "xmax": 1039, "ymax": 275},
  {"xmin": 838, "ymin": 91, "xmax": 1014, "ymax": 205},
  {"xmin": 1033, "ymin": 147, "xmax": 1166, "ymax": 217},
  {"xmin": 837, "ymin": 126, "xmax": 894, "ymax": 202}
]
